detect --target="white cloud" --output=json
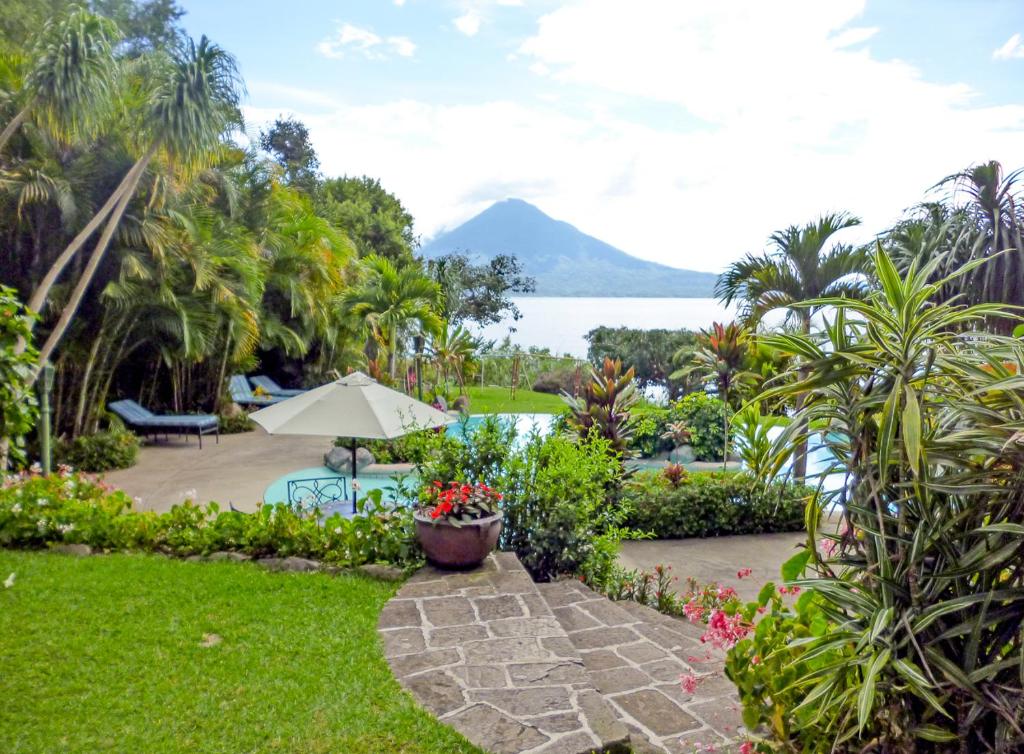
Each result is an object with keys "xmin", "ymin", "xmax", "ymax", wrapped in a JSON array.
[
  {"xmin": 316, "ymin": 23, "xmax": 416, "ymax": 60},
  {"xmin": 993, "ymin": 33, "xmax": 1024, "ymax": 60},
  {"xmin": 454, "ymin": 11, "xmax": 482, "ymax": 36},
  {"xmin": 394, "ymin": 0, "xmax": 407, "ymax": 5},
  {"xmin": 267, "ymin": 1, "xmax": 1024, "ymax": 273}
]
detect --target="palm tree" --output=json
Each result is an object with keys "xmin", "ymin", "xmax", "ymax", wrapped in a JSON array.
[
  {"xmin": 430, "ymin": 320, "xmax": 479, "ymax": 397},
  {"xmin": 0, "ymin": 7, "xmax": 119, "ymax": 154},
  {"xmin": 31, "ymin": 35, "xmax": 244, "ymax": 377},
  {"xmin": 342, "ymin": 255, "xmax": 442, "ymax": 379},
  {"xmin": 717, "ymin": 213, "xmax": 869, "ymax": 479}
]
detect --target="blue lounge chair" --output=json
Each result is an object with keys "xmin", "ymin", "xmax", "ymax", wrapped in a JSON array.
[
  {"xmin": 250, "ymin": 375, "xmax": 306, "ymax": 397},
  {"xmin": 229, "ymin": 375, "xmax": 287, "ymax": 407},
  {"xmin": 109, "ymin": 400, "xmax": 219, "ymax": 448}
]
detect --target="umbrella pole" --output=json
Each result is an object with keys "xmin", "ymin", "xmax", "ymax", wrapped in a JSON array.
[{"xmin": 351, "ymin": 437, "xmax": 358, "ymax": 514}]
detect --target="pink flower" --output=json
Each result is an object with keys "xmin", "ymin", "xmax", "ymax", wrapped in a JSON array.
[
  {"xmin": 739, "ymin": 742, "xmax": 755, "ymax": 754},
  {"xmin": 680, "ymin": 673, "xmax": 699, "ymax": 694},
  {"xmin": 737, "ymin": 568, "xmax": 753, "ymax": 579},
  {"xmin": 819, "ymin": 537, "xmax": 838, "ymax": 557}
]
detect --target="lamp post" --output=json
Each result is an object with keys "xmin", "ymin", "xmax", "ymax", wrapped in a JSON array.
[
  {"xmin": 39, "ymin": 362, "xmax": 55, "ymax": 475},
  {"xmin": 413, "ymin": 334, "xmax": 424, "ymax": 402}
]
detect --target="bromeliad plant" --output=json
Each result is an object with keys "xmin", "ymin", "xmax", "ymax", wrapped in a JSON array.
[
  {"xmin": 420, "ymin": 480, "xmax": 502, "ymax": 524},
  {"xmin": 740, "ymin": 246, "xmax": 1024, "ymax": 753}
]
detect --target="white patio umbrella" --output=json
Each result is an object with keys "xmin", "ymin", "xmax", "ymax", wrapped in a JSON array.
[{"xmin": 249, "ymin": 371, "xmax": 454, "ymax": 508}]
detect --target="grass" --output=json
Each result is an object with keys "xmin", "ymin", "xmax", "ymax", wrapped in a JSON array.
[
  {"xmin": 0, "ymin": 550, "xmax": 482, "ymax": 754},
  {"xmin": 463, "ymin": 384, "xmax": 567, "ymax": 413}
]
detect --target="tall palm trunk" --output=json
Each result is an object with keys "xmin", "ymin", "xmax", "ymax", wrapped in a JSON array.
[
  {"xmin": 32, "ymin": 144, "xmax": 158, "ymax": 379},
  {"xmin": 0, "ymin": 102, "xmax": 32, "ymax": 155},
  {"xmin": 792, "ymin": 314, "xmax": 812, "ymax": 482}
]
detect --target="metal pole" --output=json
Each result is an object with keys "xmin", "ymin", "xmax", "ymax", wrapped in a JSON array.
[
  {"xmin": 39, "ymin": 363, "xmax": 55, "ymax": 475},
  {"xmin": 413, "ymin": 334, "xmax": 424, "ymax": 402},
  {"xmin": 351, "ymin": 436, "xmax": 358, "ymax": 513}
]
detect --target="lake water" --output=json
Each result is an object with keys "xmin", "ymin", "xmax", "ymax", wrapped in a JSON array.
[{"xmin": 478, "ymin": 297, "xmax": 735, "ymax": 357}]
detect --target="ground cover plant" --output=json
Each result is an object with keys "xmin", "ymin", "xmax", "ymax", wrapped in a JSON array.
[
  {"xmin": 0, "ymin": 549, "xmax": 481, "ymax": 754},
  {"xmin": 727, "ymin": 248, "xmax": 1024, "ymax": 752}
]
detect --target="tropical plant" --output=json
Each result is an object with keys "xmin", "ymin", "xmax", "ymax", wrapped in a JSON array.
[
  {"xmin": 341, "ymin": 255, "xmax": 442, "ymax": 378},
  {"xmin": 669, "ymin": 392, "xmax": 729, "ymax": 462},
  {"xmin": 418, "ymin": 480, "xmax": 502, "ymax": 524},
  {"xmin": 563, "ymin": 357, "xmax": 638, "ymax": 458},
  {"xmin": 429, "ymin": 320, "xmax": 479, "ymax": 397},
  {"xmin": 586, "ymin": 326, "xmax": 700, "ymax": 398},
  {"xmin": 0, "ymin": 286, "xmax": 39, "ymax": 469},
  {"xmin": 717, "ymin": 213, "xmax": 870, "ymax": 479},
  {"xmin": 731, "ymin": 402, "xmax": 773, "ymax": 478},
  {"xmin": 746, "ymin": 246, "xmax": 1024, "ymax": 752}
]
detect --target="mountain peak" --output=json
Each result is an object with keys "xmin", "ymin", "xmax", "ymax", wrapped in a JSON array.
[{"xmin": 420, "ymin": 200, "xmax": 717, "ymax": 297}]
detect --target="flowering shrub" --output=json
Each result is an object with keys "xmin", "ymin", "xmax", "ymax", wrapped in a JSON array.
[
  {"xmin": 419, "ymin": 480, "xmax": 502, "ymax": 523},
  {"xmin": 0, "ymin": 468, "xmax": 421, "ymax": 568}
]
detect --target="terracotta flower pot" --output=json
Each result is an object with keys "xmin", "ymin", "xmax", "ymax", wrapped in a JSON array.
[{"xmin": 414, "ymin": 511, "xmax": 502, "ymax": 569}]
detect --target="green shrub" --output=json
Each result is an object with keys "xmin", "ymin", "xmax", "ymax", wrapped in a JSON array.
[
  {"xmin": 669, "ymin": 392, "xmax": 729, "ymax": 461},
  {"xmin": 218, "ymin": 411, "xmax": 253, "ymax": 434},
  {"xmin": 0, "ymin": 286, "xmax": 39, "ymax": 469},
  {"xmin": 531, "ymin": 368, "xmax": 576, "ymax": 395},
  {"xmin": 629, "ymin": 405, "xmax": 671, "ymax": 458},
  {"xmin": 622, "ymin": 470, "xmax": 809, "ymax": 538},
  {"xmin": 56, "ymin": 429, "xmax": 139, "ymax": 472},
  {"xmin": 361, "ymin": 430, "xmax": 440, "ymax": 464},
  {"xmin": 0, "ymin": 470, "xmax": 421, "ymax": 569}
]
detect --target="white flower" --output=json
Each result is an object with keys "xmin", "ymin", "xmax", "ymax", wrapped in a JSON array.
[
  {"xmin": 3, "ymin": 573, "xmax": 14, "ymax": 589},
  {"xmin": 36, "ymin": 519, "xmax": 47, "ymax": 531},
  {"xmin": 29, "ymin": 462, "xmax": 42, "ymax": 474},
  {"xmin": 11, "ymin": 503, "xmax": 21, "ymax": 514},
  {"xmin": 333, "ymin": 527, "xmax": 343, "ymax": 534},
  {"xmin": 351, "ymin": 480, "xmax": 361, "ymax": 491},
  {"xmin": 57, "ymin": 523, "xmax": 74, "ymax": 534},
  {"xmin": 182, "ymin": 489, "xmax": 197, "ymax": 501},
  {"xmin": 37, "ymin": 497, "xmax": 47, "ymax": 506}
]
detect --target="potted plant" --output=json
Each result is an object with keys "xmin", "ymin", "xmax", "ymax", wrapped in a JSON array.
[{"xmin": 414, "ymin": 480, "xmax": 502, "ymax": 568}]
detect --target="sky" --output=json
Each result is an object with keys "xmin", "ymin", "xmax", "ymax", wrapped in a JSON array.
[{"xmin": 178, "ymin": 0, "xmax": 1024, "ymax": 274}]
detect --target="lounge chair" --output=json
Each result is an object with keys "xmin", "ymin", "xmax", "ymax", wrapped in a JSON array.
[
  {"xmin": 229, "ymin": 375, "xmax": 287, "ymax": 407},
  {"xmin": 109, "ymin": 400, "xmax": 219, "ymax": 449},
  {"xmin": 250, "ymin": 375, "xmax": 306, "ymax": 397}
]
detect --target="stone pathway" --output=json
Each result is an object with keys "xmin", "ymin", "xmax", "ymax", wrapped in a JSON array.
[{"xmin": 378, "ymin": 553, "xmax": 747, "ymax": 754}]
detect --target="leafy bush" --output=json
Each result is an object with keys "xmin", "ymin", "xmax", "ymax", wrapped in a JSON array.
[
  {"xmin": 0, "ymin": 470, "xmax": 421, "ymax": 569},
  {"xmin": 362, "ymin": 430, "xmax": 441, "ymax": 464},
  {"xmin": 218, "ymin": 411, "xmax": 253, "ymax": 434},
  {"xmin": 0, "ymin": 286, "xmax": 39, "ymax": 470},
  {"xmin": 735, "ymin": 249, "xmax": 1024, "ymax": 752},
  {"xmin": 670, "ymin": 392, "xmax": 729, "ymax": 461},
  {"xmin": 622, "ymin": 470, "xmax": 809, "ymax": 538},
  {"xmin": 56, "ymin": 429, "xmax": 139, "ymax": 472},
  {"xmin": 531, "ymin": 368, "xmax": 576, "ymax": 395},
  {"xmin": 413, "ymin": 415, "xmax": 632, "ymax": 583},
  {"xmin": 629, "ymin": 405, "xmax": 671, "ymax": 458}
]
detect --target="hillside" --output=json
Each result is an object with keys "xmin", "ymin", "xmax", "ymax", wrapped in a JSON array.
[{"xmin": 419, "ymin": 199, "xmax": 718, "ymax": 297}]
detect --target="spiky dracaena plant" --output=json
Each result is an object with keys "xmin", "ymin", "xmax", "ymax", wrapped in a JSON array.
[
  {"xmin": 746, "ymin": 245, "xmax": 1024, "ymax": 753},
  {"xmin": 563, "ymin": 357, "xmax": 638, "ymax": 459}
]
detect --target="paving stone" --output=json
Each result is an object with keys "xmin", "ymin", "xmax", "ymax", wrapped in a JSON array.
[
  {"xmin": 443, "ymin": 703, "xmax": 549, "ymax": 754},
  {"xmin": 611, "ymin": 689, "xmax": 700, "ymax": 738},
  {"xmin": 474, "ymin": 595, "xmax": 523, "ymax": 621},
  {"xmin": 589, "ymin": 666, "xmax": 651, "ymax": 694},
  {"xmin": 668, "ymin": 729, "xmax": 734, "ymax": 754},
  {"xmin": 491, "ymin": 551, "xmax": 521, "ymax": 571},
  {"xmin": 579, "ymin": 649, "xmax": 629, "ymax": 672},
  {"xmin": 531, "ymin": 730, "xmax": 603, "ymax": 754},
  {"xmin": 525, "ymin": 711, "xmax": 584, "ymax": 734},
  {"xmin": 577, "ymin": 689, "xmax": 631, "ymax": 751},
  {"xmin": 520, "ymin": 591, "xmax": 553, "ymax": 617},
  {"xmin": 377, "ymin": 599, "xmax": 422, "ymax": 629},
  {"xmin": 451, "ymin": 664, "xmax": 508, "ymax": 689},
  {"xmin": 551, "ymin": 605, "xmax": 600, "ymax": 631},
  {"xmin": 463, "ymin": 637, "xmax": 550, "ymax": 664},
  {"xmin": 632, "ymin": 621, "xmax": 701, "ymax": 650},
  {"xmin": 507, "ymin": 661, "xmax": 587, "ymax": 686},
  {"xmin": 577, "ymin": 598, "xmax": 637, "ymax": 627},
  {"xmin": 397, "ymin": 580, "xmax": 449, "ymax": 598},
  {"xmin": 445, "ymin": 569, "xmax": 496, "ymax": 589},
  {"xmin": 421, "ymin": 596, "xmax": 476, "ymax": 627},
  {"xmin": 541, "ymin": 636, "xmax": 579, "ymax": 658},
  {"xmin": 617, "ymin": 641, "xmax": 670, "ymax": 664},
  {"xmin": 357, "ymin": 563, "xmax": 404, "ymax": 581},
  {"xmin": 469, "ymin": 686, "xmax": 574, "ymax": 716},
  {"xmin": 489, "ymin": 616, "xmax": 563, "ymax": 638},
  {"xmin": 639, "ymin": 657, "xmax": 690, "ymax": 683},
  {"xmin": 537, "ymin": 581, "xmax": 590, "ymax": 607},
  {"xmin": 380, "ymin": 627, "xmax": 426, "ymax": 656},
  {"xmin": 683, "ymin": 698, "xmax": 746, "ymax": 739},
  {"xmin": 256, "ymin": 556, "xmax": 320, "ymax": 572},
  {"xmin": 427, "ymin": 623, "xmax": 488, "ymax": 647},
  {"xmin": 389, "ymin": 648, "xmax": 460, "ymax": 678},
  {"xmin": 488, "ymin": 571, "xmax": 537, "ymax": 594},
  {"xmin": 568, "ymin": 626, "xmax": 640, "ymax": 649},
  {"xmin": 403, "ymin": 669, "xmax": 466, "ymax": 716}
]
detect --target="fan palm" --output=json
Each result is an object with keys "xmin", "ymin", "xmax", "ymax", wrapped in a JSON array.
[
  {"xmin": 717, "ymin": 213, "xmax": 869, "ymax": 478},
  {"xmin": 0, "ymin": 6, "xmax": 119, "ymax": 154},
  {"xmin": 31, "ymin": 35, "xmax": 244, "ymax": 375},
  {"xmin": 430, "ymin": 320, "xmax": 479, "ymax": 396},
  {"xmin": 342, "ymin": 255, "xmax": 442, "ymax": 378}
]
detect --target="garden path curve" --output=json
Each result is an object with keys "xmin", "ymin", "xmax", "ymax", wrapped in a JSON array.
[{"xmin": 378, "ymin": 553, "xmax": 746, "ymax": 754}]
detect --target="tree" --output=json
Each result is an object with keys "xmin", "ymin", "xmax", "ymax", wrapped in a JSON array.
[
  {"xmin": 89, "ymin": 0, "xmax": 185, "ymax": 55},
  {"xmin": 428, "ymin": 252, "xmax": 535, "ymax": 327},
  {"xmin": 341, "ymin": 255, "xmax": 442, "ymax": 378},
  {"xmin": 717, "ymin": 213, "xmax": 870, "ymax": 479},
  {"xmin": 586, "ymin": 326, "xmax": 700, "ymax": 398},
  {"xmin": 258, "ymin": 116, "xmax": 320, "ymax": 192},
  {"xmin": 430, "ymin": 320, "xmax": 479, "ymax": 396},
  {"xmin": 320, "ymin": 176, "xmax": 416, "ymax": 263},
  {"xmin": 31, "ymin": 34, "xmax": 244, "ymax": 376},
  {"xmin": 0, "ymin": 7, "xmax": 121, "ymax": 155}
]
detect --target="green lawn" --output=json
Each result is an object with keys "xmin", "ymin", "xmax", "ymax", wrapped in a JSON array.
[
  {"xmin": 464, "ymin": 385, "xmax": 567, "ymax": 413},
  {"xmin": 0, "ymin": 550, "xmax": 481, "ymax": 754}
]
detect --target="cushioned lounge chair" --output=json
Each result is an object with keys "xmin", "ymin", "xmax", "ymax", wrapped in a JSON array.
[
  {"xmin": 109, "ymin": 399, "xmax": 219, "ymax": 448},
  {"xmin": 250, "ymin": 375, "xmax": 306, "ymax": 397},
  {"xmin": 229, "ymin": 375, "xmax": 287, "ymax": 407}
]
